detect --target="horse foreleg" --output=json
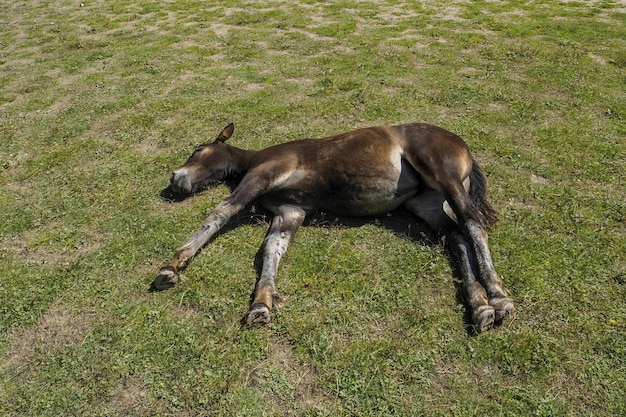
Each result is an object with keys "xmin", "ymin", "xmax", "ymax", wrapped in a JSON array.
[
  {"xmin": 246, "ymin": 205, "xmax": 306, "ymax": 326},
  {"xmin": 152, "ymin": 200, "xmax": 245, "ymax": 290}
]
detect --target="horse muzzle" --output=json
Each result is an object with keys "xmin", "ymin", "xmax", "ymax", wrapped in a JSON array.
[{"xmin": 170, "ymin": 169, "xmax": 194, "ymax": 194}]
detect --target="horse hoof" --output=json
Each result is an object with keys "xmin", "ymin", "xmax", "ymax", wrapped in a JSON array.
[
  {"xmin": 246, "ymin": 303, "xmax": 271, "ymax": 326},
  {"xmin": 490, "ymin": 297, "xmax": 515, "ymax": 321},
  {"xmin": 473, "ymin": 305, "xmax": 495, "ymax": 333},
  {"xmin": 151, "ymin": 267, "xmax": 179, "ymax": 291}
]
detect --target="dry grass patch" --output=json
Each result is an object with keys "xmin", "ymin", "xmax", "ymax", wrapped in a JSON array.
[
  {"xmin": 244, "ymin": 334, "xmax": 338, "ymax": 414},
  {"xmin": 1, "ymin": 301, "xmax": 95, "ymax": 374},
  {"xmin": 1, "ymin": 220, "xmax": 114, "ymax": 268}
]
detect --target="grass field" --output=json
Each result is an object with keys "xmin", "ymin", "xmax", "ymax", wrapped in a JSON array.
[{"xmin": 1, "ymin": 0, "xmax": 625, "ymax": 415}]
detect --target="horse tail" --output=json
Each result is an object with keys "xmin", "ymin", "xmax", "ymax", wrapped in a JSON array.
[{"xmin": 469, "ymin": 159, "xmax": 499, "ymax": 229}]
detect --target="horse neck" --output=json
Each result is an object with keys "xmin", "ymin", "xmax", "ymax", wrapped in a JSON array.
[{"xmin": 225, "ymin": 145, "xmax": 256, "ymax": 179}]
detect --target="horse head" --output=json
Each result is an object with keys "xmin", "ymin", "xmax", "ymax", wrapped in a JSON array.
[{"xmin": 170, "ymin": 123, "xmax": 236, "ymax": 194}]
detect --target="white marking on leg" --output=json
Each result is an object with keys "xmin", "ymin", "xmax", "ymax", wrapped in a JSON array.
[
  {"xmin": 464, "ymin": 220, "xmax": 514, "ymax": 320},
  {"xmin": 184, "ymin": 201, "xmax": 243, "ymax": 253},
  {"xmin": 462, "ymin": 176, "xmax": 470, "ymax": 192},
  {"xmin": 247, "ymin": 205, "xmax": 306, "ymax": 325},
  {"xmin": 443, "ymin": 200, "xmax": 458, "ymax": 223}
]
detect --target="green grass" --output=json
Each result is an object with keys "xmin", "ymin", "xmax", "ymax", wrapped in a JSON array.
[{"xmin": 1, "ymin": 0, "xmax": 625, "ymax": 415}]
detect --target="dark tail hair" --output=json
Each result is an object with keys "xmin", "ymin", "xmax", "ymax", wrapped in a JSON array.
[{"xmin": 469, "ymin": 159, "xmax": 499, "ymax": 228}]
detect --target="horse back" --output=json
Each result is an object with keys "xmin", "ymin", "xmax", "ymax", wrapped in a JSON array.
[
  {"xmin": 237, "ymin": 124, "xmax": 469, "ymax": 215},
  {"xmin": 248, "ymin": 123, "xmax": 472, "ymax": 182},
  {"xmin": 247, "ymin": 125, "xmax": 407, "ymax": 188}
]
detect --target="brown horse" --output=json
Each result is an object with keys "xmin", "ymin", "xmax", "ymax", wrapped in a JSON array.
[{"xmin": 153, "ymin": 123, "xmax": 514, "ymax": 332}]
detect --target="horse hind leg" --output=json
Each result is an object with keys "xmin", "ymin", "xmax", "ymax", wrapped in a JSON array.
[
  {"xmin": 444, "ymin": 179, "xmax": 514, "ymax": 323},
  {"xmin": 449, "ymin": 231, "xmax": 496, "ymax": 332},
  {"xmin": 246, "ymin": 205, "xmax": 306, "ymax": 326},
  {"xmin": 461, "ymin": 218, "xmax": 514, "ymax": 321},
  {"xmin": 404, "ymin": 192, "xmax": 496, "ymax": 332}
]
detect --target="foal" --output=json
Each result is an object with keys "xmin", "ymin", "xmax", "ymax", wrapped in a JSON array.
[{"xmin": 154, "ymin": 123, "xmax": 514, "ymax": 332}]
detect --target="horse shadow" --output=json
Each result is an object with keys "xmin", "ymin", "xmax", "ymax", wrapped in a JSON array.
[{"xmin": 159, "ymin": 185, "xmax": 478, "ymax": 335}]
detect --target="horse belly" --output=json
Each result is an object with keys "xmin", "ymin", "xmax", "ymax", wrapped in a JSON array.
[
  {"xmin": 321, "ymin": 179, "xmax": 417, "ymax": 216},
  {"xmin": 324, "ymin": 156, "xmax": 420, "ymax": 216},
  {"xmin": 273, "ymin": 169, "xmax": 418, "ymax": 216},
  {"xmin": 325, "ymin": 194, "xmax": 415, "ymax": 216}
]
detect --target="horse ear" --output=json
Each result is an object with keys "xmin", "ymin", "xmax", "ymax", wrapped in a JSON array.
[{"xmin": 215, "ymin": 123, "xmax": 235, "ymax": 143}]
